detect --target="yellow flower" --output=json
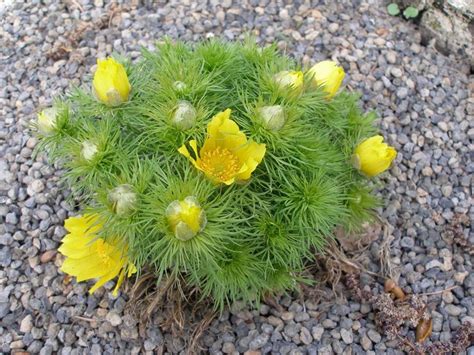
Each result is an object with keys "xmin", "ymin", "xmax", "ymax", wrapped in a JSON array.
[
  {"xmin": 37, "ymin": 107, "xmax": 58, "ymax": 134},
  {"xmin": 352, "ymin": 135, "xmax": 397, "ymax": 177},
  {"xmin": 308, "ymin": 60, "xmax": 345, "ymax": 98},
  {"xmin": 166, "ymin": 196, "xmax": 207, "ymax": 241},
  {"xmin": 179, "ymin": 109, "xmax": 266, "ymax": 185},
  {"xmin": 58, "ymin": 215, "xmax": 136, "ymax": 296},
  {"xmin": 92, "ymin": 57, "xmax": 131, "ymax": 106},
  {"xmin": 273, "ymin": 70, "xmax": 304, "ymax": 93}
]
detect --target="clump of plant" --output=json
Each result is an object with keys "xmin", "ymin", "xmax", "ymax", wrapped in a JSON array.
[
  {"xmin": 35, "ymin": 38, "xmax": 397, "ymax": 310},
  {"xmin": 387, "ymin": 3, "xmax": 420, "ymax": 19}
]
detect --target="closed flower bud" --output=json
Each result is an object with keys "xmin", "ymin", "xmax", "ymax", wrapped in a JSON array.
[
  {"xmin": 273, "ymin": 70, "xmax": 304, "ymax": 93},
  {"xmin": 172, "ymin": 100, "xmax": 197, "ymax": 130},
  {"xmin": 37, "ymin": 107, "xmax": 58, "ymax": 134},
  {"xmin": 173, "ymin": 81, "xmax": 187, "ymax": 92},
  {"xmin": 165, "ymin": 196, "xmax": 207, "ymax": 241},
  {"xmin": 352, "ymin": 135, "xmax": 397, "ymax": 177},
  {"xmin": 108, "ymin": 184, "xmax": 137, "ymax": 216},
  {"xmin": 93, "ymin": 57, "xmax": 131, "ymax": 106},
  {"xmin": 308, "ymin": 60, "xmax": 345, "ymax": 98},
  {"xmin": 81, "ymin": 141, "xmax": 98, "ymax": 161},
  {"xmin": 258, "ymin": 105, "xmax": 286, "ymax": 131}
]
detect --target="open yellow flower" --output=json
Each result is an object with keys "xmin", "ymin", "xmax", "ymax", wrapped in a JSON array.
[
  {"xmin": 352, "ymin": 135, "xmax": 397, "ymax": 177},
  {"xmin": 92, "ymin": 57, "xmax": 131, "ymax": 106},
  {"xmin": 308, "ymin": 60, "xmax": 345, "ymax": 98},
  {"xmin": 178, "ymin": 109, "xmax": 266, "ymax": 185},
  {"xmin": 58, "ymin": 215, "xmax": 136, "ymax": 296}
]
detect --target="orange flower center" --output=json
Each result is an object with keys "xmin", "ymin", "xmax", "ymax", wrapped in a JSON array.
[{"xmin": 199, "ymin": 147, "xmax": 240, "ymax": 182}]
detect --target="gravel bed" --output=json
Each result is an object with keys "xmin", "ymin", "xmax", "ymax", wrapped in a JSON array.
[{"xmin": 0, "ymin": 1, "xmax": 472, "ymax": 354}]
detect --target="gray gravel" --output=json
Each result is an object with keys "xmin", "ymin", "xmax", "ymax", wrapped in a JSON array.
[{"xmin": 1, "ymin": 0, "xmax": 473, "ymax": 354}]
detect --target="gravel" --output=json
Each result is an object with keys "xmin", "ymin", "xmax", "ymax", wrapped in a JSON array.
[{"xmin": 1, "ymin": 0, "xmax": 472, "ymax": 354}]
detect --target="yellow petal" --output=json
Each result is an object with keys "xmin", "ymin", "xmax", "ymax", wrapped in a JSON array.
[
  {"xmin": 234, "ymin": 141, "xmax": 267, "ymax": 181},
  {"xmin": 354, "ymin": 135, "xmax": 397, "ymax": 177},
  {"xmin": 60, "ymin": 256, "xmax": 106, "ymax": 280},
  {"xmin": 178, "ymin": 140, "xmax": 203, "ymax": 172},
  {"xmin": 206, "ymin": 109, "xmax": 233, "ymax": 137},
  {"xmin": 58, "ymin": 241, "xmax": 92, "ymax": 259},
  {"xmin": 89, "ymin": 264, "xmax": 122, "ymax": 294},
  {"xmin": 308, "ymin": 60, "xmax": 345, "ymax": 98},
  {"xmin": 127, "ymin": 262, "xmax": 137, "ymax": 277},
  {"xmin": 112, "ymin": 268, "xmax": 127, "ymax": 296},
  {"xmin": 64, "ymin": 215, "xmax": 101, "ymax": 235},
  {"xmin": 93, "ymin": 58, "xmax": 131, "ymax": 106},
  {"xmin": 206, "ymin": 109, "xmax": 247, "ymax": 152},
  {"xmin": 204, "ymin": 109, "xmax": 247, "ymax": 152}
]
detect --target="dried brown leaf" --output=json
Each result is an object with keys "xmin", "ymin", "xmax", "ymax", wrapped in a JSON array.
[
  {"xmin": 415, "ymin": 318, "xmax": 432, "ymax": 343},
  {"xmin": 62, "ymin": 274, "xmax": 72, "ymax": 285}
]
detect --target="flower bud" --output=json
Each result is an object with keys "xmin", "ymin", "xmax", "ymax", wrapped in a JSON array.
[
  {"xmin": 352, "ymin": 135, "xmax": 397, "ymax": 177},
  {"xmin": 93, "ymin": 57, "xmax": 131, "ymax": 106},
  {"xmin": 258, "ymin": 105, "xmax": 286, "ymax": 131},
  {"xmin": 81, "ymin": 141, "xmax": 98, "ymax": 161},
  {"xmin": 37, "ymin": 107, "xmax": 58, "ymax": 134},
  {"xmin": 172, "ymin": 100, "xmax": 197, "ymax": 130},
  {"xmin": 108, "ymin": 184, "xmax": 137, "ymax": 216},
  {"xmin": 173, "ymin": 81, "xmax": 187, "ymax": 92},
  {"xmin": 273, "ymin": 70, "xmax": 303, "ymax": 93},
  {"xmin": 307, "ymin": 60, "xmax": 345, "ymax": 98},
  {"xmin": 165, "ymin": 196, "xmax": 207, "ymax": 241}
]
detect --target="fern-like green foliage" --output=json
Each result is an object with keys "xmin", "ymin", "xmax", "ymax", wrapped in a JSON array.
[{"xmin": 36, "ymin": 38, "xmax": 383, "ymax": 310}]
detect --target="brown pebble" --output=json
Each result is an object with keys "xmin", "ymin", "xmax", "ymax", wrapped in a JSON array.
[{"xmin": 40, "ymin": 250, "xmax": 57, "ymax": 263}]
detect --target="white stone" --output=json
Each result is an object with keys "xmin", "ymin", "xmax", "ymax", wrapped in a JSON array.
[
  {"xmin": 20, "ymin": 314, "xmax": 33, "ymax": 333},
  {"xmin": 106, "ymin": 311, "xmax": 122, "ymax": 326}
]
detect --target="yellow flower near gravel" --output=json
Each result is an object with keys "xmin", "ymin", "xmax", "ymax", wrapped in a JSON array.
[
  {"xmin": 179, "ymin": 109, "xmax": 266, "ymax": 185},
  {"xmin": 352, "ymin": 135, "xmax": 397, "ymax": 177},
  {"xmin": 58, "ymin": 215, "xmax": 136, "ymax": 296},
  {"xmin": 308, "ymin": 60, "xmax": 345, "ymax": 98},
  {"xmin": 92, "ymin": 57, "xmax": 131, "ymax": 106}
]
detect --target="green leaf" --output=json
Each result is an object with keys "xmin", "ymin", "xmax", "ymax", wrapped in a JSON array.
[
  {"xmin": 387, "ymin": 3, "xmax": 400, "ymax": 16},
  {"xmin": 403, "ymin": 6, "xmax": 419, "ymax": 18}
]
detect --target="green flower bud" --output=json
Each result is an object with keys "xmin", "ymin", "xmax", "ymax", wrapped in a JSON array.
[
  {"xmin": 108, "ymin": 184, "xmax": 137, "ymax": 216},
  {"xmin": 258, "ymin": 105, "xmax": 286, "ymax": 131},
  {"xmin": 173, "ymin": 81, "xmax": 187, "ymax": 92},
  {"xmin": 81, "ymin": 141, "xmax": 98, "ymax": 161},
  {"xmin": 172, "ymin": 100, "xmax": 197, "ymax": 130},
  {"xmin": 37, "ymin": 107, "xmax": 58, "ymax": 134}
]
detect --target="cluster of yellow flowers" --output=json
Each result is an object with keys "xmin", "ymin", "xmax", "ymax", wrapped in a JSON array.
[
  {"xmin": 43, "ymin": 57, "xmax": 396, "ymax": 295},
  {"xmin": 273, "ymin": 60, "xmax": 345, "ymax": 98}
]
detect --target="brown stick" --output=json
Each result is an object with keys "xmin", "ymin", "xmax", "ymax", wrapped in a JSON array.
[{"xmin": 419, "ymin": 285, "xmax": 459, "ymax": 296}]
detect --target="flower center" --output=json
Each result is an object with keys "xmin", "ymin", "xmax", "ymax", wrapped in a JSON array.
[
  {"xmin": 199, "ymin": 147, "xmax": 240, "ymax": 182},
  {"xmin": 95, "ymin": 240, "xmax": 112, "ymax": 267}
]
